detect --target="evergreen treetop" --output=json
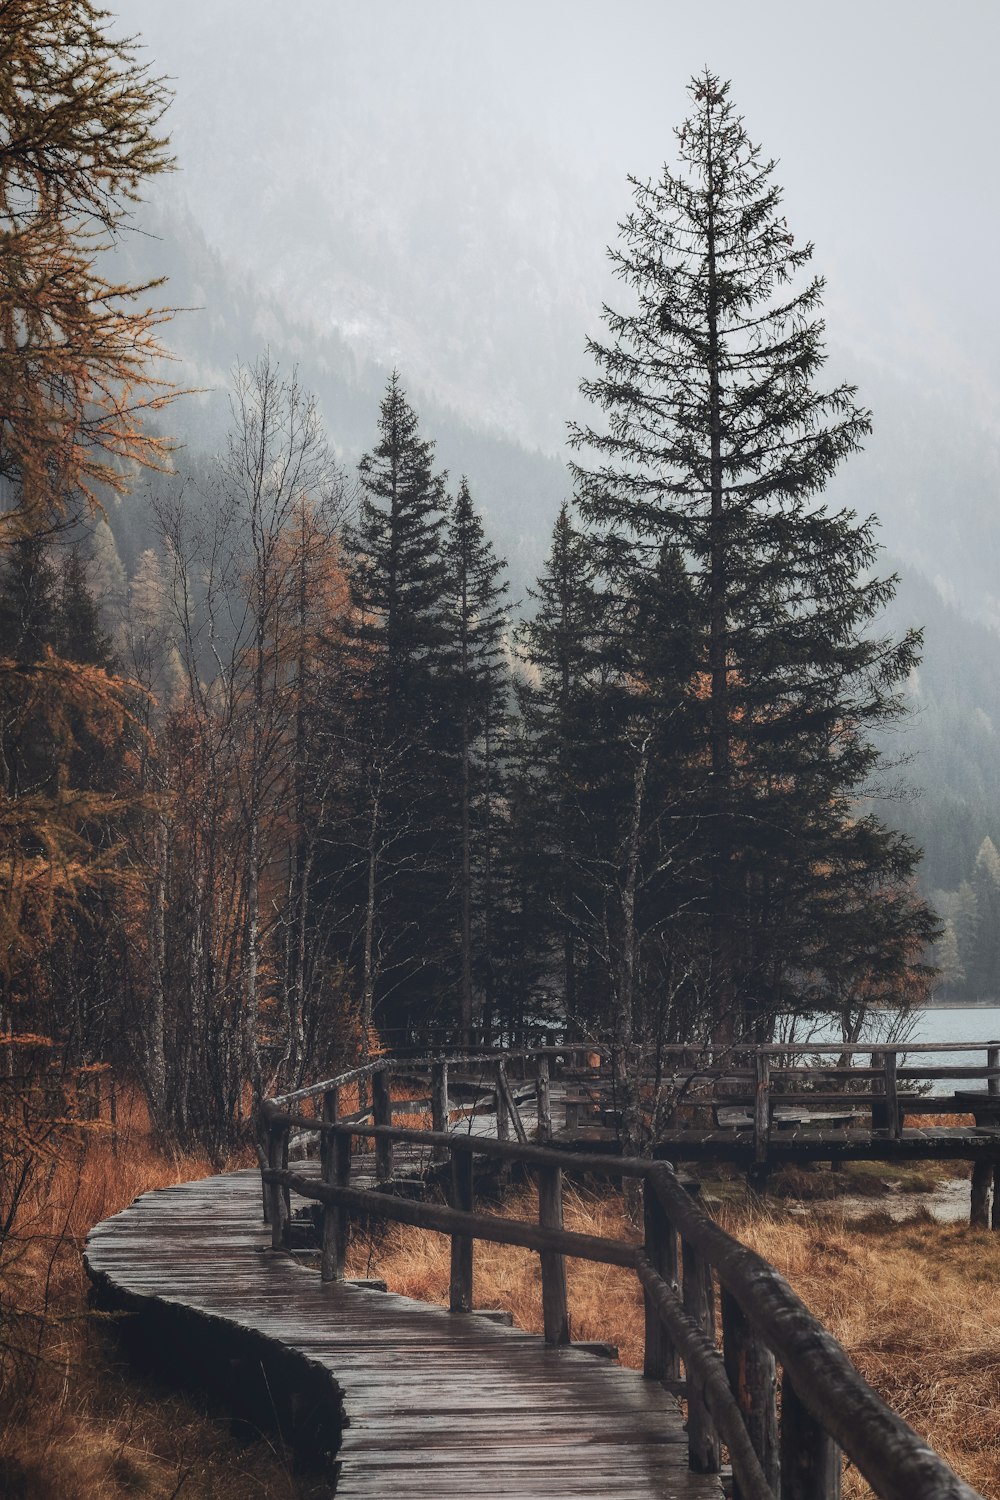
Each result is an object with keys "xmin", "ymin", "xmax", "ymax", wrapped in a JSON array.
[{"xmin": 566, "ymin": 70, "xmax": 933, "ymax": 1037}]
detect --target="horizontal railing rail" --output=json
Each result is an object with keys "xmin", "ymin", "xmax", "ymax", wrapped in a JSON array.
[{"xmin": 258, "ymin": 1045, "xmax": 989, "ymax": 1500}]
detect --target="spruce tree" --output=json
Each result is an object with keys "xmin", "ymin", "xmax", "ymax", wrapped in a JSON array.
[
  {"xmin": 569, "ymin": 71, "xmax": 934, "ymax": 1039},
  {"xmin": 338, "ymin": 375, "xmax": 452, "ymax": 1039},
  {"xmin": 442, "ymin": 478, "xmax": 510, "ymax": 1044},
  {"xmin": 971, "ymin": 837, "xmax": 1000, "ymax": 997},
  {"xmin": 515, "ymin": 504, "xmax": 601, "ymax": 1032}
]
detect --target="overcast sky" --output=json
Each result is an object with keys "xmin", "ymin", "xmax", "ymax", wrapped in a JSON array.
[{"xmin": 119, "ymin": 1, "xmax": 1000, "ymax": 437}]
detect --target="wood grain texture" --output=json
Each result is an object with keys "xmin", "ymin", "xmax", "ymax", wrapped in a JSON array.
[{"xmin": 85, "ymin": 1167, "xmax": 722, "ymax": 1499}]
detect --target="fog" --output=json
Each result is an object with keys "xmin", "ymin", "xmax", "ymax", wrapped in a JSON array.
[
  {"xmin": 100, "ymin": 3, "xmax": 1000, "ymax": 921},
  {"xmin": 118, "ymin": 0, "xmax": 1000, "ymax": 447}
]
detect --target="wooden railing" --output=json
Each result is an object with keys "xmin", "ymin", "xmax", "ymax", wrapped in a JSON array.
[
  {"xmin": 258, "ymin": 1048, "xmax": 986, "ymax": 1500},
  {"xmin": 651, "ymin": 1040, "xmax": 1000, "ymax": 1151}
]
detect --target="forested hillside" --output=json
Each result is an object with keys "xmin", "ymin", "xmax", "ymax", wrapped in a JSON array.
[{"xmin": 94, "ymin": 188, "xmax": 1000, "ymax": 1009}]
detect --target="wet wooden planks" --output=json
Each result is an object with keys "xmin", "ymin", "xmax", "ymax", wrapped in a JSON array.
[{"xmin": 85, "ymin": 1169, "xmax": 722, "ymax": 1499}]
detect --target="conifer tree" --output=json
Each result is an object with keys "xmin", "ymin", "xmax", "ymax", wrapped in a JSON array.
[
  {"xmin": 569, "ymin": 71, "xmax": 934, "ymax": 1039},
  {"xmin": 954, "ymin": 880, "xmax": 980, "ymax": 995},
  {"xmin": 338, "ymin": 375, "xmax": 453, "ymax": 1038},
  {"xmin": 442, "ymin": 478, "xmax": 510, "ymax": 1043},
  {"xmin": 515, "ymin": 504, "xmax": 600, "ymax": 1031},
  {"xmin": 971, "ymin": 837, "xmax": 1000, "ymax": 996}
]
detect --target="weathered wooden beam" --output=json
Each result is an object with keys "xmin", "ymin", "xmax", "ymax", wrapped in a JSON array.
[
  {"xmin": 634, "ymin": 1254, "xmax": 773, "ymax": 1500},
  {"xmin": 496, "ymin": 1058, "xmax": 528, "ymax": 1145},
  {"xmin": 780, "ymin": 1370, "xmax": 841, "ymax": 1500},
  {"xmin": 267, "ymin": 1110, "xmax": 655, "ymax": 1175},
  {"xmin": 971, "ymin": 1160, "xmax": 992, "ymax": 1229},
  {"xmin": 273, "ymin": 1165, "xmax": 641, "ymax": 1268},
  {"xmin": 431, "ymin": 1061, "xmax": 449, "ymax": 1162},
  {"xmin": 642, "ymin": 1174, "xmax": 679, "ymax": 1382},
  {"xmin": 682, "ymin": 1237, "xmax": 721, "ymax": 1474},
  {"xmin": 319, "ymin": 1087, "xmax": 340, "ymax": 1281},
  {"xmin": 538, "ymin": 1162, "xmax": 570, "ymax": 1345},
  {"xmin": 721, "ymin": 1287, "xmax": 778, "ymax": 1499},
  {"xmin": 871, "ymin": 1049, "xmax": 887, "ymax": 1132},
  {"xmin": 449, "ymin": 1141, "xmax": 475, "ymax": 1312},
  {"xmin": 372, "ymin": 1070, "xmax": 392, "ymax": 1183},
  {"xmin": 647, "ymin": 1165, "xmax": 983, "ymax": 1500},
  {"xmin": 267, "ymin": 1120, "xmax": 289, "ymax": 1250},
  {"xmin": 883, "ymin": 1051, "xmax": 901, "ymax": 1139},
  {"xmin": 534, "ymin": 1055, "xmax": 552, "ymax": 1143},
  {"xmin": 753, "ymin": 1053, "xmax": 771, "ymax": 1166}
]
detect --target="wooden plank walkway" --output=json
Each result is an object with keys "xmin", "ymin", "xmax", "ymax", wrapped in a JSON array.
[{"xmin": 85, "ymin": 1168, "xmax": 723, "ymax": 1499}]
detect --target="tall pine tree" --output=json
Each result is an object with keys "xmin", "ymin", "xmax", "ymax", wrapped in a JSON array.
[
  {"xmin": 442, "ymin": 479, "xmax": 510, "ymax": 1043},
  {"xmin": 338, "ymin": 375, "xmax": 453, "ymax": 1039},
  {"xmin": 515, "ymin": 504, "xmax": 601, "ymax": 1033},
  {"xmin": 569, "ymin": 72, "xmax": 934, "ymax": 1039}
]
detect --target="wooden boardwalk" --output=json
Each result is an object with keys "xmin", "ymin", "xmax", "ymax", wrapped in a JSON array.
[{"xmin": 85, "ymin": 1168, "xmax": 723, "ymax": 1499}]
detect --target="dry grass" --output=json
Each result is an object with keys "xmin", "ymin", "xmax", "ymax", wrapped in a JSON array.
[
  {"xmin": 8, "ymin": 1076, "xmax": 997, "ymax": 1498},
  {"xmin": 349, "ymin": 1180, "xmax": 1000, "ymax": 1499},
  {"xmin": 0, "ymin": 1088, "xmax": 325, "ymax": 1500}
]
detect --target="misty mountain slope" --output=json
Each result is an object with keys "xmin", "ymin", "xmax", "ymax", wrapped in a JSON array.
[
  {"xmin": 123, "ymin": 3, "xmax": 616, "ymax": 454},
  {"xmin": 107, "ymin": 203, "xmax": 571, "ymax": 598},
  {"xmin": 110, "ymin": 1, "xmax": 1000, "ymax": 638},
  {"xmin": 824, "ymin": 367, "xmax": 1000, "ymax": 633},
  {"xmin": 875, "ymin": 565, "xmax": 1000, "ymax": 892},
  {"xmin": 102, "ymin": 191, "xmax": 1000, "ymax": 911}
]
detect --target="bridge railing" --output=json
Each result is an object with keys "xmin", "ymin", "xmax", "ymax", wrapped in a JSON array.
[{"xmin": 259, "ymin": 1047, "xmax": 986, "ymax": 1500}]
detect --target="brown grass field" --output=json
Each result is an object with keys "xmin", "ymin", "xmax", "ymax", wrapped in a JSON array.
[
  {"xmin": 0, "ymin": 1091, "xmax": 331, "ymax": 1500},
  {"xmin": 3, "ymin": 1091, "xmax": 999, "ymax": 1498},
  {"xmin": 348, "ymin": 1174, "xmax": 1000, "ymax": 1500}
]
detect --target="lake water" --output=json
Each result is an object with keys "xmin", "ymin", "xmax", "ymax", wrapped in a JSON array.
[{"xmin": 789, "ymin": 1006, "xmax": 1000, "ymax": 1090}]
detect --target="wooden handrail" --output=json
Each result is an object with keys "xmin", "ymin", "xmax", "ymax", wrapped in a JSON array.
[
  {"xmin": 259, "ymin": 1042, "xmax": 999, "ymax": 1499},
  {"xmin": 645, "ymin": 1163, "xmax": 979, "ymax": 1500},
  {"xmin": 266, "ymin": 1165, "xmax": 641, "ymax": 1267}
]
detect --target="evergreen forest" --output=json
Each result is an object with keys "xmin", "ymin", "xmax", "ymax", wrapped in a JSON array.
[{"xmin": 0, "ymin": 19, "xmax": 945, "ymax": 1162}]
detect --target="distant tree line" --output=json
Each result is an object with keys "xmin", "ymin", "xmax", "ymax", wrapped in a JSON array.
[{"xmin": 931, "ymin": 836, "xmax": 1000, "ymax": 1001}]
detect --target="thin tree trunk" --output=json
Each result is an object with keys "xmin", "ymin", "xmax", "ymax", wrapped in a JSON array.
[{"xmin": 704, "ymin": 98, "xmax": 735, "ymax": 1044}]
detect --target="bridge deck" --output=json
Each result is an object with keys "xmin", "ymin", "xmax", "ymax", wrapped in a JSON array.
[{"xmin": 85, "ymin": 1168, "xmax": 722, "ymax": 1499}]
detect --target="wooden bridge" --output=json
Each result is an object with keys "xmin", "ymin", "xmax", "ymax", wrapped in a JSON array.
[{"xmin": 85, "ymin": 1044, "xmax": 993, "ymax": 1500}]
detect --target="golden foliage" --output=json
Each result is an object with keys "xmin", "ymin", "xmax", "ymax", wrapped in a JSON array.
[{"xmin": 0, "ymin": 0, "xmax": 177, "ymax": 536}]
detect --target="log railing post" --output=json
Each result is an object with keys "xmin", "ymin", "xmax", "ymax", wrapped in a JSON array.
[
  {"xmin": 780, "ymin": 1371, "xmax": 841, "ymax": 1499},
  {"xmin": 321, "ymin": 1125, "xmax": 351, "ymax": 1282},
  {"xmin": 535, "ymin": 1056, "xmax": 552, "ymax": 1143},
  {"xmin": 267, "ymin": 1117, "xmax": 290, "ymax": 1250},
  {"xmin": 971, "ymin": 1160, "xmax": 992, "ymax": 1228},
  {"xmin": 681, "ymin": 1237, "xmax": 722, "ymax": 1474},
  {"xmin": 496, "ymin": 1058, "xmax": 528, "ymax": 1144},
  {"xmin": 431, "ymin": 1061, "xmax": 450, "ymax": 1161},
  {"xmin": 642, "ymin": 1174, "xmax": 679, "ymax": 1382},
  {"xmin": 494, "ymin": 1060, "xmax": 511, "ymax": 1142},
  {"xmin": 495, "ymin": 1061, "xmax": 511, "ymax": 1183},
  {"xmin": 721, "ymin": 1287, "xmax": 778, "ymax": 1498},
  {"xmin": 989, "ymin": 1044, "xmax": 1000, "ymax": 1231},
  {"xmin": 883, "ymin": 1049, "xmax": 901, "ymax": 1139},
  {"xmin": 753, "ymin": 1052, "xmax": 771, "ymax": 1168},
  {"xmin": 871, "ymin": 1050, "xmax": 887, "ymax": 1132},
  {"xmin": 373, "ymin": 1068, "xmax": 392, "ymax": 1182},
  {"xmin": 319, "ymin": 1086, "xmax": 340, "ymax": 1278},
  {"xmin": 449, "ymin": 1139, "xmax": 474, "ymax": 1312},
  {"xmin": 538, "ymin": 1161, "xmax": 570, "ymax": 1345}
]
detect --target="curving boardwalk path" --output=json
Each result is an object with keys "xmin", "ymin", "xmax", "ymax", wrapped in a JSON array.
[{"xmin": 85, "ymin": 1169, "xmax": 722, "ymax": 1499}]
